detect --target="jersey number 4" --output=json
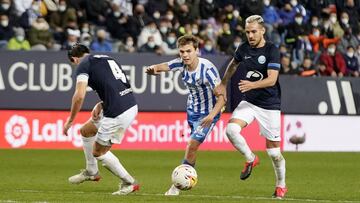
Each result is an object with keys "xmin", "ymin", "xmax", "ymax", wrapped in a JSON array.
[{"xmin": 107, "ymin": 60, "xmax": 128, "ymax": 84}]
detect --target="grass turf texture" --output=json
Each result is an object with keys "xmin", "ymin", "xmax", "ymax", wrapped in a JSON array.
[{"xmin": 0, "ymin": 150, "xmax": 359, "ymax": 203}]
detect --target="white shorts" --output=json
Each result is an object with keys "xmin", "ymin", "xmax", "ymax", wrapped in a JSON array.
[
  {"xmin": 94, "ymin": 105, "xmax": 138, "ymax": 146},
  {"xmin": 231, "ymin": 101, "xmax": 281, "ymax": 141}
]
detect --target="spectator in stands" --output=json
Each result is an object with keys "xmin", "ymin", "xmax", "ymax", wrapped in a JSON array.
[
  {"xmin": 225, "ymin": 35, "xmax": 241, "ymax": 55},
  {"xmin": 278, "ymin": 3, "xmax": 296, "ymax": 27},
  {"xmin": 339, "ymin": 11, "xmax": 351, "ymax": 31},
  {"xmin": 337, "ymin": 27, "xmax": 359, "ymax": 54},
  {"xmin": 200, "ymin": 38, "xmax": 217, "ymax": 55},
  {"xmin": 324, "ymin": 11, "xmax": 344, "ymax": 38},
  {"xmin": 262, "ymin": 0, "xmax": 282, "ymax": 44},
  {"xmin": 280, "ymin": 54, "xmax": 298, "ymax": 75},
  {"xmin": 7, "ymin": 27, "xmax": 30, "ymax": 50},
  {"xmin": 13, "ymin": 0, "xmax": 32, "ymax": 17},
  {"xmin": 289, "ymin": 0, "xmax": 309, "ymax": 23},
  {"xmin": 79, "ymin": 32, "xmax": 92, "ymax": 48},
  {"xmin": 90, "ymin": 29, "xmax": 112, "ymax": 52},
  {"xmin": 343, "ymin": 46, "xmax": 359, "ymax": 77},
  {"xmin": 0, "ymin": 14, "xmax": 13, "ymax": 49},
  {"xmin": 105, "ymin": 3, "xmax": 129, "ymax": 42},
  {"xmin": 28, "ymin": 16, "xmax": 59, "ymax": 50},
  {"xmin": 118, "ymin": 35, "xmax": 137, "ymax": 53},
  {"xmin": 158, "ymin": 18, "xmax": 172, "ymax": 40},
  {"xmin": 217, "ymin": 22, "xmax": 234, "ymax": 54},
  {"xmin": 306, "ymin": 0, "xmax": 333, "ymax": 18},
  {"xmin": 18, "ymin": 0, "xmax": 42, "ymax": 29},
  {"xmin": 161, "ymin": 30, "xmax": 178, "ymax": 55},
  {"xmin": 138, "ymin": 35, "xmax": 163, "ymax": 54},
  {"xmin": 85, "ymin": 0, "xmax": 109, "ymax": 26},
  {"xmin": 341, "ymin": 0, "xmax": 359, "ymax": 35},
  {"xmin": 319, "ymin": 43, "xmax": 346, "ymax": 77},
  {"xmin": 0, "ymin": 0, "xmax": 18, "ymax": 23},
  {"xmin": 199, "ymin": 0, "xmax": 217, "ymax": 20},
  {"xmin": 137, "ymin": 21, "xmax": 163, "ymax": 48},
  {"xmin": 62, "ymin": 28, "xmax": 80, "ymax": 50},
  {"xmin": 298, "ymin": 57, "xmax": 317, "ymax": 77}
]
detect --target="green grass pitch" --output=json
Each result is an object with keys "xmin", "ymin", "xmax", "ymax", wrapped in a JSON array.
[{"xmin": 0, "ymin": 149, "xmax": 359, "ymax": 203}]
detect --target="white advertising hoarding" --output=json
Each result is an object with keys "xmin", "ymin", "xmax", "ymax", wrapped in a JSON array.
[{"xmin": 283, "ymin": 115, "xmax": 360, "ymax": 151}]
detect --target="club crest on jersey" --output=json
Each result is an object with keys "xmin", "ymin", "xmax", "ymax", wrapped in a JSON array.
[
  {"xmin": 246, "ymin": 70, "xmax": 264, "ymax": 81},
  {"xmin": 258, "ymin": 55, "xmax": 266, "ymax": 64}
]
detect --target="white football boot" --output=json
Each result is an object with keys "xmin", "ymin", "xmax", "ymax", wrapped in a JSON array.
[
  {"xmin": 68, "ymin": 169, "xmax": 101, "ymax": 184},
  {"xmin": 112, "ymin": 181, "xmax": 140, "ymax": 195},
  {"xmin": 164, "ymin": 184, "xmax": 180, "ymax": 196}
]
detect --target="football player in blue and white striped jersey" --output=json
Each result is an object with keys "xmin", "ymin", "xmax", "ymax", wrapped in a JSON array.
[{"xmin": 146, "ymin": 35, "xmax": 226, "ymax": 195}]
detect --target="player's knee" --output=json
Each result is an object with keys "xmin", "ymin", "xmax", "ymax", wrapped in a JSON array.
[
  {"xmin": 266, "ymin": 148, "xmax": 284, "ymax": 162},
  {"xmin": 226, "ymin": 123, "xmax": 242, "ymax": 138}
]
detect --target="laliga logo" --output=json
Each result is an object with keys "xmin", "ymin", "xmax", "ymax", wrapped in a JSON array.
[{"xmin": 5, "ymin": 115, "xmax": 30, "ymax": 148}]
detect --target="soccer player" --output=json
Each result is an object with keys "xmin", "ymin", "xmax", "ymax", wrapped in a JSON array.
[
  {"xmin": 213, "ymin": 15, "xmax": 287, "ymax": 199},
  {"xmin": 145, "ymin": 35, "xmax": 226, "ymax": 196},
  {"xmin": 63, "ymin": 44, "xmax": 139, "ymax": 195}
]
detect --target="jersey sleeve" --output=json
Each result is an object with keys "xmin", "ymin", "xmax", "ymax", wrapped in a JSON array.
[
  {"xmin": 75, "ymin": 58, "xmax": 91, "ymax": 79},
  {"xmin": 205, "ymin": 66, "xmax": 220, "ymax": 89},
  {"xmin": 267, "ymin": 45, "xmax": 281, "ymax": 70},
  {"xmin": 167, "ymin": 58, "xmax": 184, "ymax": 71}
]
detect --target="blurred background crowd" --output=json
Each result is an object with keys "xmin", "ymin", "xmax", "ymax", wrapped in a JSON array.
[{"xmin": 0, "ymin": 0, "xmax": 360, "ymax": 77}]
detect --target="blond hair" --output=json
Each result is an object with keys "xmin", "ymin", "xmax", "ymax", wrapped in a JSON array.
[
  {"xmin": 245, "ymin": 15, "xmax": 265, "ymax": 27},
  {"xmin": 177, "ymin": 35, "xmax": 200, "ymax": 49}
]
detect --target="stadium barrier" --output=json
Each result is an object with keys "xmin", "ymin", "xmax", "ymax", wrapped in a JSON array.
[{"xmin": 0, "ymin": 51, "xmax": 359, "ymax": 151}]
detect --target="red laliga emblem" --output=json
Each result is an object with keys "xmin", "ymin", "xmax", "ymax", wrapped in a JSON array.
[{"xmin": 5, "ymin": 115, "xmax": 30, "ymax": 148}]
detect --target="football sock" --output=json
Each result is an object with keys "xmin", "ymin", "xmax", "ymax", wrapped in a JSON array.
[
  {"xmin": 96, "ymin": 151, "xmax": 135, "ymax": 184},
  {"xmin": 226, "ymin": 123, "xmax": 255, "ymax": 162},
  {"xmin": 266, "ymin": 147, "xmax": 286, "ymax": 187},
  {"xmin": 81, "ymin": 136, "xmax": 98, "ymax": 175},
  {"xmin": 182, "ymin": 159, "xmax": 195, "ymax": 167}
]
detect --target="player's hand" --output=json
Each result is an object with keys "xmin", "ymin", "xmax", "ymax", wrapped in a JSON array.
[
  {"xmin": 200, "ymin": 115, "xmax": 214, "ymax": 128},
  {"xmin": 145, "ymin": 65, "xmax": 157, "ymax": 75},
  {"xmin": 213, "ymin": 84, "xmax": 227, "ymax": 101},
  {"xmin": 238, "ymin": 80, "xmax": 255, "ymax": 93},
  {"xmin": 63, "ymin": 117, "xmax": 73, "ymax": 136}
]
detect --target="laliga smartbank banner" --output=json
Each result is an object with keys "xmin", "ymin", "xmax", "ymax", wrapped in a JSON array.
[{"xmin": 0, "ymin": 110, "xmax": 269, "ymax": 150}]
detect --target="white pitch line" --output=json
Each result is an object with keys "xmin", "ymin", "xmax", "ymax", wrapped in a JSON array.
[{"xmin": 2, "ymin": 189, "xmax": 359, "ymax": 203}]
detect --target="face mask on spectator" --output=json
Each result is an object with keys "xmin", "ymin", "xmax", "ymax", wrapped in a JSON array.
[
  {"xmin": 206, "ymin": 0, "xmax": 213, "ymax": 3},
  {"xmin": 160, "ymin": 26, "xmax": 168, "ymax": 34},
  {"xmin": 177, "ymin": 0, "xmax": 186, "ymax": 5},
  {"xmin": 207, "ymin": 28, "xmax": 214, "ymax": 35},
  {"xmin": 1, "ymin": 20, "xmax": 8, "ymax": 27},
  {"xmin": 192, "ymin": 28, "xmax": 198, "ymax": 34},
  {"xmin": 290, "ymin": 0, "xmax": 297, "ymax": 7},
  {"xmin": 264, "ymin": 0, "xmax": 270, "ymax": 6},
  {"xmin": 313, "ymin": 30, "xmax": 320, "ymax": 37},
  {"xmin": 233, "ymin": 10, "xmax": 239, "ymax": 18},
  {"xmin": 1, "ymin": 3, "xmax": 10, "ymax": 10},
  {"xmin": 32, "ymin": 4, "xmax": 39, "ymax": 11},
  {"xmin": 234, "ymin": 42, "xmax": 240, "ymax": 47},
  {"xmin": 148, "ymin": 41, "xmax": 156, "ymax": 48},
  {"xmin": 16, "ymin": 35, "xmax": 24, "ymax": 42},
  {"xmin": 204, "ymin": 44, "xmax": 212, "ymax": 51},
  {"xmin": 166, "ymin": 14, "xmax": 174, "ymax": 21},
  {"xmin": 347, "ymin": 51, "xmax": 354, "ymax": 58},
  {"xmin": 82, "ymin": 40, "xmax": 91, "ymax": 47},
  {"xmin": 341, "ymin": 18, "xmax": 349, "ymax": 24},
  {"xmin": 59, "ymin": 5, "xmax": 66, "ymax": 12},
  {"xmin": 330, "ymin": 16, "xmax": 337, "ymax": 24},
  {"xmin": 114, "ymin": 11, "xmax": 121, "ymax": 17},
  {"xmin": 153, "ymin": 11, "xmax": 160, "ymax": 19},
  {"xmin": 126, "ymin": 40, "xmax": 134, "ymax": 47},
  {"xmin": 295, "ymin": 17, "xmax": 303, "ymax": 25},
  {"xmin": 311, "ymin": 20, "xmax": 319, "ymax": 27},
  {"xmin": 328, "ymin": 47, "xmax": 335, "ymax": 54},
  {"xmin": 167, "ymin": 36, "xmax": 176, "ymax": 44},
  {"xmin": 149, "ymin": 27, "xmax": 156, "ymax": 33}
]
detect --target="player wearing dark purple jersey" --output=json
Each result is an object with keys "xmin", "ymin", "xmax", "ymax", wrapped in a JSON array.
[
  {"xmin": 63, "ymin": 44, "xmax": 139, "ymax": 195},
  {"xmin": 214, "ymin": 15, "xmax": 287, "ymax": 199}
]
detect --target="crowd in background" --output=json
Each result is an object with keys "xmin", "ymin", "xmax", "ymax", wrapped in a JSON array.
[{"xmin": 0, "ymin": 0, "xmax": 360, "ymax": 77}]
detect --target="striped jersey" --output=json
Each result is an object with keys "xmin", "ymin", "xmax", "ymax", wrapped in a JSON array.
[{"xmin": 167, "ymin": 57, "xmax": 220, "ymax": 114}]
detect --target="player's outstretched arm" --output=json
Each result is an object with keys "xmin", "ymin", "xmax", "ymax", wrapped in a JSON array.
[
  {"xmin": 213, "ymin": 58, "xmax": 240, "ymax": 98},
  {"xmin": 145, "ymin": 63, "xmax": 170, "ymax": 75},
  {"xmin": 63, "ymin": 81, "xmax": 87, "ymax": 135},
  {"xmin": 200, "ymin": 95, "xmax": 226, "ymax": 128},
  {"xmin": 91, "ymin": 101, "xmax": 103, "ymax": 121}
]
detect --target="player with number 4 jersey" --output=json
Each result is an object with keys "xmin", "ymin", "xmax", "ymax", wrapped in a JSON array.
[{"xmin": 63, "ymin": 44, "xmax": 139, "ymax": 195}]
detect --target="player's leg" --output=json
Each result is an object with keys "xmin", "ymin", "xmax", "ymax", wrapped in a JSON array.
[
  {"xmin": 94, "ymin": 105, "xmax": 139, "ymax": 195},
  {"xmin": 226, "ymin": 101, "xmax": 258, "ymax": 180},
  {"xmin": 255, "ymin": 107, "xmax": 287, "ymax": 198},
  {"xmin": 68, "ymin": 119, "xmax": 101, "ymax": 184}
]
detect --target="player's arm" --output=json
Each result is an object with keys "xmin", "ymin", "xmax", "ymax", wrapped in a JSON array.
[
  {"xmin": 145, "ymin": 63, "xmax": 170, "ymax": 75},
  {"xmin": 91, "ymin": 101, "xmax": 103, "ymax": 121},
  {"xmin": 200, "ymin": 95, "xmax": 226, "ymax": 128},
  {"xmin": 63, "ymin": 81, "xmax": 87, "ymax": 135},
  {"xmin": 239, "ymin": 69, "xmax": 279, "ymax": 93},
  {"xmin": 213, "ymin": 58, "xmax": 240, "ymax": 98}
]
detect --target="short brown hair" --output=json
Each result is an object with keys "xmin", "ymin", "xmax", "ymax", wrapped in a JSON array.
[{"xmin": 177, "ymin": 35, "xmax": 199, "ymax": 49}]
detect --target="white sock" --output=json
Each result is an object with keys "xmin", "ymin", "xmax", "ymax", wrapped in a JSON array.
[
  {"xmin": 82, "ymin": 136, "xmax": 98, "ymax": 175},
  {"xmin": 96, "ymin": 151, "xmax": 135, "ymax": 184},
  {"xmin": 226, "ymin": 123, "xmax": 255, "ymax": 162},
  {"xmin": 266, "ymin": 147, "xmax": 286, "ymax": 187}
]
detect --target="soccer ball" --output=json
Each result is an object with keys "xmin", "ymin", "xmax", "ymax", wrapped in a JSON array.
[{"xmin": 171, "ymin": 164, "xmax": 198, "ymax": 190}]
